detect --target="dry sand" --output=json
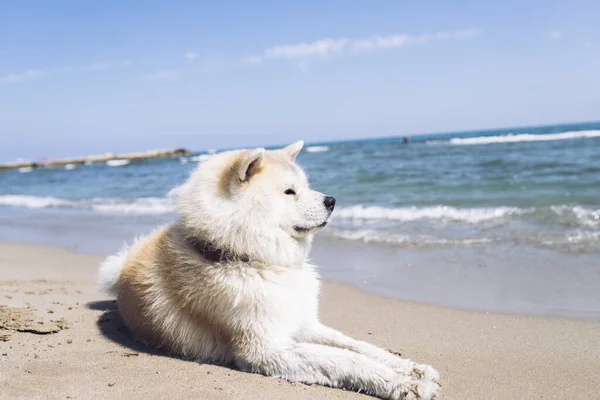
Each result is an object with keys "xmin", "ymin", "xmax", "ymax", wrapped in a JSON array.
[{"xmin": 1, "ymin": 241, "xmax": 599, "ymax": 400}]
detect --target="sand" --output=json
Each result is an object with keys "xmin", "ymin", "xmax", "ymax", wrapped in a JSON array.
[{"xmin": 1, "ymin": 241, "xmax": 599, "ymax": 400}]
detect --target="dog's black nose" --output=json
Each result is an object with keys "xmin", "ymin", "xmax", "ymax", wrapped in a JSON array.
[{"xmin": 324, "ymin": 196, "xmax": 336, "ymax": 211}]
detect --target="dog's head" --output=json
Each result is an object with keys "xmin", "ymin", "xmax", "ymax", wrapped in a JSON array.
[{"xmin": 176, "ymin": 141, "xmax": 335, "ymax": 266}]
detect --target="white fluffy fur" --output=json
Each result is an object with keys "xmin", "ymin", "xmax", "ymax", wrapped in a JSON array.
[
  {"xmin": 98, "ymin": 235, "xmax": 145, "ymax": 296},
  {"xmin": 99, "ymin": 141, "xmax": 440, "ymax": 399},
  {"xmin": 98, "ymin": 244, "xmax": 129, "ymax": 296}
]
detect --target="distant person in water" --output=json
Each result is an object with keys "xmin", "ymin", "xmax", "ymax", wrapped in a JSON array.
[{"xmin": 402, "ymin": 136, "xmax": 410, "ymax": 144}]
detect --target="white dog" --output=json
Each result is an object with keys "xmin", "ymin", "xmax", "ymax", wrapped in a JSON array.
[{"xmin": 99, "ymin": 141, "xmax": 440, "ymax": 399}]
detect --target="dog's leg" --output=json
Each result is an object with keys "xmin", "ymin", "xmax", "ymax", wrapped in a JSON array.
[
  {"xmin": 297, "ymin": 323, "xmax": 440, "ymax": 384},
  {"xmin": 234, "ymin": 342, "xmax": 439, "ymax": 400}
]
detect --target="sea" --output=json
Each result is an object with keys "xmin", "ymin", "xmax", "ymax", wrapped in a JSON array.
[{"xmin": 1, "ymin": 122, "xmax": 599, "ymax": 317}]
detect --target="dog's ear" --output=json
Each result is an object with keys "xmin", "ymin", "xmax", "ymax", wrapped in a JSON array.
[
  {"xmin": 283, "ymin": 140, "xmax": 304, "ymax": 161},
  {"xmin": 236, "ymin": 148, "xmax": 265, "ymax": 181}
]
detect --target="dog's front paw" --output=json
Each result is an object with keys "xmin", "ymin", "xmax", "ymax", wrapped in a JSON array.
[
  {"xmin": 411, "ymin": 363, "xmax": 440, "ymax": 384},
  {"xmin": 391, "ymin": 360, "xmax": 440, "ymax": 384},
  {"xmin": 390, "ymin": 374, "xmax": 440, "ymax": 400}
]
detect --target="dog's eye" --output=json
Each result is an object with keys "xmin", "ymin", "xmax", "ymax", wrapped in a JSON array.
[{"xmin": 284, "ymin": 189, "xmax": 296, "ymax": 196}]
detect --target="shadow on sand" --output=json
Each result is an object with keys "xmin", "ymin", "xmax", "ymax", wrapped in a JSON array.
[
  {"xmin": 86, "ymin": 300, "xmax": 175, "ymax": 358},
  {"xmin": 86, "ymin": 300, "xmax": 238, "ymax": 373}
]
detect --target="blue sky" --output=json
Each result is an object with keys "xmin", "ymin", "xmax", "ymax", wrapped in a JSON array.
[{"xmin": 1, "ymin": 0, "xmax": 599, "ymax": 161}]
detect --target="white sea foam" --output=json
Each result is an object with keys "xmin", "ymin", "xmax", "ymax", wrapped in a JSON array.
[
  {"xmin": 572, "ymin": 207, "xmax": 600, "ymax": 227},
  {"xmin": 64, "ymin": 164, "xmax": 76, "ymax": 170},
  {"xmin": 335, "ymin": 205, "xmax": 525, "ymax": 223},
  {"xmin": 91, "ymin": 198, "xmax": 174, "ymax": 215},
  {"xmin": 327, "ymin": 229, "xmax": 493, "ymax": 246},
  {"xmin": 0, "ymin": 195, "xmax": 76, "ymax": 208},
  {"xmin": 550, "ymin": 205, "xmax": 600, "ymax": 227},
  {"xmin": 190, "ymin": 154, "xmax": 213, "ymax": 162},
  {"xmin": 106, "ymin": 159, "xmax": 130, "ymax": 167},
  {"xmin": 565, "ymin": 230, "xmax": 600, "ymax": 243},
  {"xmin": 179, "ymin": 157, "xmax": 189, "ymax": 164},
  {"xmin": 0, "ymin": 195, "xmax": 174, "ymax": 214},
  {"xmin": 538, "ymin": 230, "xmax": 600, "ymax": 250},
  {"xmin": 305, "ymin": 146, "xmax": 329, "ymax": 153},
  {"xmin": 446, "ymin": 130, "xmax": 600, "ymax": 146},
  {"xmin": 18, "ymin": 167, "xmax": 33, "ymax": 173}
]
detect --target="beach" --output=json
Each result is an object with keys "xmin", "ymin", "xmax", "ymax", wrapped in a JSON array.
[
  {"xmin": 1, "ymin": 124, "xmax": 599, "ymax": 399},
  {"xmin": 1, "ymin": 241, "xmax": 599, "ymax": 400}
]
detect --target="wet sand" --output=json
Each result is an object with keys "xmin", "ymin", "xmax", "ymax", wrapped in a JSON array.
[
  {"xmin": 311, "ymin": 237, "xmax": 600, "ymax": 318},
  {"xmin": 1, "ymin": 241, "xmax": 599, "ymax": 399}
]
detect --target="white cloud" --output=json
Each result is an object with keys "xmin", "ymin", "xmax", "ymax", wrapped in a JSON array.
[
  {"xmin": 550, "ymin": 30, "xmax": 563, "ymax": 39},
  {"xmin": 0, "ymin": 61, "xmax": 131, "ymax": 86},
  {"xmin": 0, "ymin": 69, "xmax": 43, "ymax": 85},
  {"xmin": 263, "ymin": 38, "xmax": 349, "ymax": 60},
  {"xmin": 184, "ymin": 52, "xmax": 199, "ymax": 61},
  {"xmin": 248, "ymin": 28, "xmax": 480, "ymax": 64},
  {"xmin": 141, "ymin": 68, "xmax": 180, "ymax": 81}
]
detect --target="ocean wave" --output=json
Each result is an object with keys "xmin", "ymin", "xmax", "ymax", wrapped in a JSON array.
[
  {"xmin": 0, "ymin": 195, "xmax": 175, "ymax": 214},
  {"xmin": 18, "ymin": 167, "xmax": 33, "ymax": 173},
  {"xmin": 550, "ymin": 205, "xmax": 600, "ymax": 227},
  {"xmin": 64, "ymin": 164, "xmax": 76, "ymax": 170},
  {"xmin": 0, "ymin": 195, "xmax": 77, "ymax": 208},
  {"xmin": 327, "ymin": 229, "xmax": 493, "ymax": 247},
  {"xmin": 444, "ymin": 130, "xmax": 600, "ymax": 146},
  {"xmin": 1, "ymin": 195, "xmax": 598, "ymax": 232},
  {"xmin": 106, "ymin": 159, "xmax": 130, "ymax": 167},
  {"xmin": 564, "ymin": 230, "xmax": 600, "ymax": 244},
  {"xmin": 90, "ymin": 198, "xmax": 174, "ymax": 214},
  {"xmin": 335, "ymin": 205, "xmax": 525, "ymax": 223},
  {"xmin": 305, "ymin": 146, "xmax": 329, "ymax": 153},
  {"xmin": 532, "ymin": 229, "xmax": 600, "ymax": 253},
  {"xmin": 572, "ymin": 207, "xmax": 600, "ymax": 227}
]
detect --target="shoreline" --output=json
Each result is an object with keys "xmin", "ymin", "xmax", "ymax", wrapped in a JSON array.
[
  {"xmin": 2, "ymin": 213, "xmax": 598, "ymax": 319},
  {"xmin": 1, "ymin": 241, "xmax": 600, "ymax": 399},
  {"xmin": 0, "ymin": 238, "xmax": 593, "ymax": 322},
  {"xmin": 0, "ymin": 238, "xmax": 597, "ymax": 322}
]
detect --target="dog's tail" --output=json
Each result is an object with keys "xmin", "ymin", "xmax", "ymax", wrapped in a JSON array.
[
  {"xmin": 98, "ymin": 242, "xmax": 131, "ymax": 297},
  {"xmin": 98, "ymin": 234, "xmax": 147, "ymax": 296},
  {"xmin": 99, "ymin": 234, "xmax": 149, "ymax": 296}
]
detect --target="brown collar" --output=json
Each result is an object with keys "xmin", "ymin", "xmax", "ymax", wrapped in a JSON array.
[{"xmin": 186, "ymin": 237, "xmax": 250, "ymax": 263}]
